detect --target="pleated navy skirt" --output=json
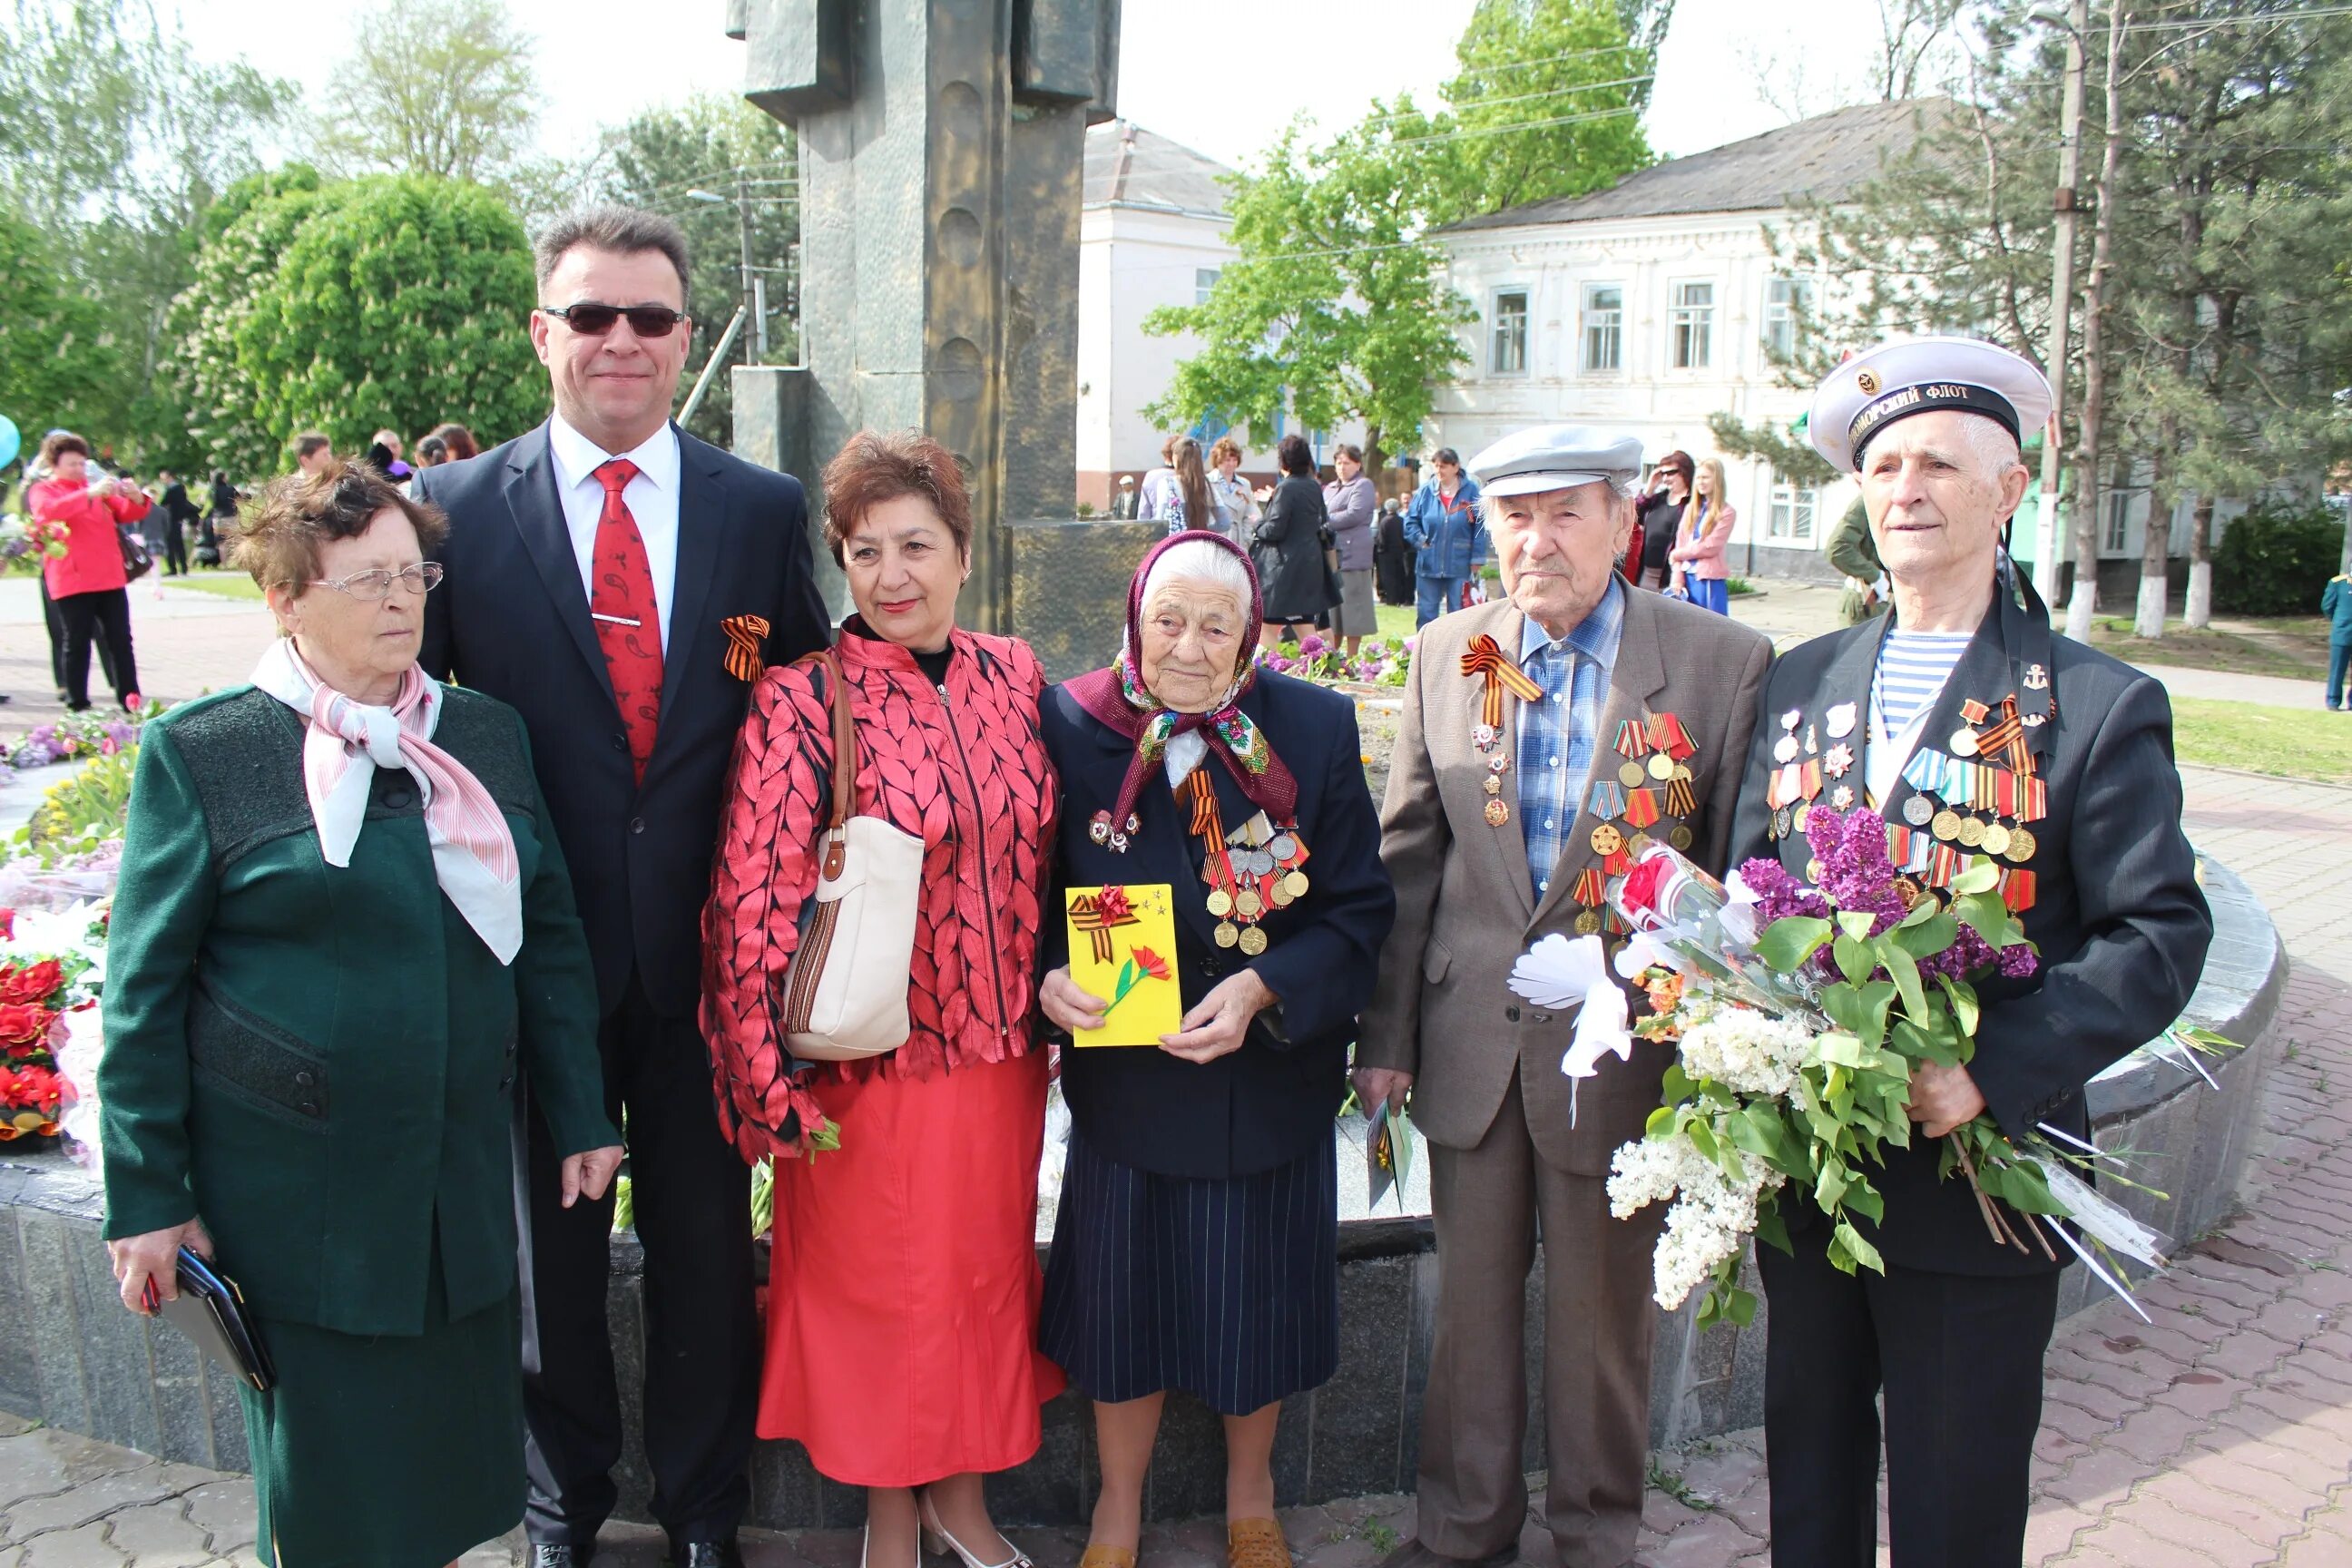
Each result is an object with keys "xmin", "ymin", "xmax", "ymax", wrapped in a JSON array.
[{"xmin": 1039, "ymin": 1121, "xmax": 1338, "ymax": 1415}]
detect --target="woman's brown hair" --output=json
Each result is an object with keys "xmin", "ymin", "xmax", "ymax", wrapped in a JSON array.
[
  {"xmin": 820, "ymin": 430, "xmax": 975, "ymax": 564},
  {"xmin": 232, "ymin": 460, "xmax": 449, "ymax": 595}
]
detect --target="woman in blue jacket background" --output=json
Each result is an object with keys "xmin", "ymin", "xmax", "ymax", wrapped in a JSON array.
[{"xmin": 1402, "ymin": 446, "xmax": 1485, "ymax": 626}]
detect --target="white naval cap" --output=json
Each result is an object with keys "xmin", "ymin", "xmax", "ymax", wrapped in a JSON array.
[
  {"xmin": 1464, "ymin": 425, "xmax": 1646, "ymax": 499},
  {"xmin": 1808, "ymin": 335, "xmax": 2053, "ymax": 472}
]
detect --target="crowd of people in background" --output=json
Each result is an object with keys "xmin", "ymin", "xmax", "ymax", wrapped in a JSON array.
[{"xmin": 1111, "ymin": 431, "xmax": 1751, "ymax": 642}]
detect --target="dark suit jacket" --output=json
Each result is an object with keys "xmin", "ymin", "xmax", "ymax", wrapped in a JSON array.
[
  {"xmin": 417, "ymin": 422, "xmax": 831, "ymax": 1019},
  {"xmin": 1729, "ymin": 575, "xmax": 2212, "ymax": 1275},
  {"xmin": 1040, "ymin": 671, "xmax": 1396, "ymax": 1180}
]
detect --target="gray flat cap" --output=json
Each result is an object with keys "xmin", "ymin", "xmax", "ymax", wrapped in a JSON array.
[{"xmin": 1465, "ymin": 425, "xmax": 1645, "ymax": 498}]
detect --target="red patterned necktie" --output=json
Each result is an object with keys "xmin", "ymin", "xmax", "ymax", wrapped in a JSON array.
[{"xmin": 590, "ymin": 458, "xmax": 662, "ymax": 781}]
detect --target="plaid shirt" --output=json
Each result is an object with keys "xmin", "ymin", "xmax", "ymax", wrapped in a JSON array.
[{"xmin": 1516, "ymin": 581, "xmax": 1627, "ymax": 899}]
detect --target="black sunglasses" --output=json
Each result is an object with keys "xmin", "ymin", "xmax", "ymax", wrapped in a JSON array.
[{"xmin": 539, "ymin": 302, "xmax": 689, "ymax": 338}]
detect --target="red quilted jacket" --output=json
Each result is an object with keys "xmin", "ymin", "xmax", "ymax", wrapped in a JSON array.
[{"xmin": 701, "ymin": 624, "xmax": 1059, "ymax": 1160}]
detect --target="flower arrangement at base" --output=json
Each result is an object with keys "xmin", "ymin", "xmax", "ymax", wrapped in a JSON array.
[
  {"xmin": 1531, "ymin": 810, "xmax": 2222, "ymax": 1330},
  {"xmin": 0, "ymin": 904, "xmax": 105, "ymax": 1144},
  {"xmin": 1254, "ymin": 633, "xmax": 1414, "ymax": 688}
]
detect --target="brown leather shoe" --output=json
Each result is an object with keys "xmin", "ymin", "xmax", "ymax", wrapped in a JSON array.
[{"xmin": 1227, "ymin": 1518, "xmax": 1291, "ymax": 1568}]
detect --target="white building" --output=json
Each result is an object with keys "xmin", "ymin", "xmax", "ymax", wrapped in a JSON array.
[
  {"xmin": 1427, "ymin": 100, "xmax": 1944, "ymax": 581},
  {"xmin": 1075, "ymin": 122, "xmax": 1237, "ymax": 512}
]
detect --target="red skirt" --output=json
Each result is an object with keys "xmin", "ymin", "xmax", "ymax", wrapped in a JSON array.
[{"xmin": 758, "ymin": 1049, "xmax": 1065, "ymax": 1485}]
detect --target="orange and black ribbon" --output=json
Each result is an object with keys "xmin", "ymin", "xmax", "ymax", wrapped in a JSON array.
[
  {"xmin": 1069, "ymin": 893, "xmax": 1142, "ymax": 965},
  {"xmin": 1666, "ymin": 776, "xmax": 1697, "ymax": 816},
  {"xmin": 1461, "ymin": 635, "xmax": 1545, "ymax": 730},
  {"xmin": 1975, "ymin": 694, "xmax": 2032, "ymax": 777},
  {"xmin": 720, "ymin": 614, "xmax": 771, "ymax": 681},
  {"xmin": 1572, "ymin": 867, "xmax": 1606, "ymax": 907},
  {"xmin": 1181, "ymin": 768, "xmax": 1222, "ymax": 841}
]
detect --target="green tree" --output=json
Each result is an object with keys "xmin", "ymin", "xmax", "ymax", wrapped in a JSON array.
[
  {"xmin": 598, "ymin": 95, "xmax": 799, "ymax": 447},
  {"xmin": 172, "ymin": 175, "xmax": 544, "ymax": 476},
  {"xmin": 310, "ymin": 0, "xmax": 542, "ymax": 191},
  {"xmin": 0, "ymin": 0, "xmax": 294, "ymax": 466},
  {"xmin": 1436, "ymin": 0, "xmax": 1663, "ymax": 221},
  {"xmin": 0, "ymin": 210, "xmax": 115, "ymax": 447}
]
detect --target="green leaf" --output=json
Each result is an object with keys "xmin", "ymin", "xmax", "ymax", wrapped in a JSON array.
[
  {"xmin": 1832, "ymin": 1220, "xmax": 1886, "ymax": 1275},
  {"xmin": 1843, "ymin": 1179, "xmax": 1886, "ymax": 1224},
  {"xmin": 1836, "ymin": 910, "xmax": 1880, "ymax": 942},
  {"xmin": 1660, "ymin": 1062, "xmax": 1698, "ymax": 1104},
  {"xmin": 1754, "ymin": 1200, "xmax": 1793, "ymax": 1255},
  {"xmin": 1955, "ymin": 890, "xmax": 2011, "ymax": 948},
  {"xmin": 1834, "ymin": 934, "xmax": 1872, "ymax": 985},
  {"xmin": 1817, "ymin": 1032, "xmax": 1867, "ymax": 1069},
  {"xmin": 1937, "ymin": 975, "xmax": 1981, "ymax": 1036},
  {"xmin": 1722, "ymin": 1285, "xmax": 1759, "ymax": 1328},
  {"xmin": 1952, "ymin": 858, "xmax": 2002, "ymax": 896},
  {"xmin": 1890, "ymin": 911, "xmax": 1958, "ymax": 958},
  {"xmin": 1759, "ymin": 916, "xmax": 1834, "ymax": 973},
  {"xmin": 1880, "ymin": 941, "xmax": 1930, "ymax": 1024}
]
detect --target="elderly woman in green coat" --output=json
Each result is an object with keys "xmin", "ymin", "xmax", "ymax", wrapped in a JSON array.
[{"xmin": 98, "ymin": 461, "xmax": 622, "ymax": 1568}]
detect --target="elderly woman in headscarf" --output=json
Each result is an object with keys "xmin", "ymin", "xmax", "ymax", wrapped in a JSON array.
[{"xmin": 1035, "ymin": 531, "xmax": 1395, "ymax": 1568}]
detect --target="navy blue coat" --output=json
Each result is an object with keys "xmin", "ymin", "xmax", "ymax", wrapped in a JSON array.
[
  {"xmin": 416, "ymin": 421, "xmax": 831, "ymax": 1019},
  {"xmin": 1041, "ymin": 671, "xmax": 1396, "ymax": 1180}
]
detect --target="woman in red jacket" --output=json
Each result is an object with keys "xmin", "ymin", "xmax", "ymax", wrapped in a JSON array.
[
  {"xmin": 25, "ymin": 431, "xmax": 147, "ymax": 710},
  {"xmin": 702, "ymin": 429, "xmax": 1063, "ymax": 1568}
]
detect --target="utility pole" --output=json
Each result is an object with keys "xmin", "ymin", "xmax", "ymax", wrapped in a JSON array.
[
  {"xmin": 2033, "ymin": 0, "xmax": 2090, "ymax": 605},
  {"xmin": 736, "ymin": 172, "xmax": 766, "ymax": 363}
]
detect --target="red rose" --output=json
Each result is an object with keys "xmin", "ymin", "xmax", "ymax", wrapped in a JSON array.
[
  {"xmin": 0, "ymin": 960, "xmax": 64, "ymax": 1006},
  {"xmin": 1618, "ymin": 853, "xmax": 1678, "ymax": 920},
  {"xmin": 0, "ymin": 1004, "xmax": 50, "ymax": 1048}
]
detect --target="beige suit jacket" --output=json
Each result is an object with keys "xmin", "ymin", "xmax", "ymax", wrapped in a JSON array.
[{"xmin": 1359, "ymin": 589, "xmax": 1771, "ymax": 1174}]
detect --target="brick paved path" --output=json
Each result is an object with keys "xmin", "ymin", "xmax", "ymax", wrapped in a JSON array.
[{"xmin": 1, "ymin": 576, "xmax": 2347, "ymax": 1564}]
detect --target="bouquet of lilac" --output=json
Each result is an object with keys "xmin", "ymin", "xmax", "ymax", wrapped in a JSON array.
[{"xmin": 1597, "ymin": 807, "xmax": 2177, "ymax": 1327}]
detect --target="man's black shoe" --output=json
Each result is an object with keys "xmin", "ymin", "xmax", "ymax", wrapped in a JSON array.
[
  {"xmin": 534, "ymin": 1544, "xmax": 596, "ymax": 1568},
  {"xmin": 670, "ymin": 1540, "xmax": 746, "ymax": 1568}
]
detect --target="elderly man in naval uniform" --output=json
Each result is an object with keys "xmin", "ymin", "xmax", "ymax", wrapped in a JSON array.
[
  {"xmin": 1729, "ymin": 337, "xmax": 2212, "ymax": 1566},
  {"xmin": 1359, "ymin": 426, "xmax": 1770, "ymax": 1568}
]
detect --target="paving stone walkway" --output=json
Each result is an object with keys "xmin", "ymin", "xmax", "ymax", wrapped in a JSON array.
[{"xmin": 1, "ymin": 584, "xmax": 2347, "ymax": 1564}]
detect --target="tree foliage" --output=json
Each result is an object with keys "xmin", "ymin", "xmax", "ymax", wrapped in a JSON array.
[
  {"xmin": 309, "ymin": 0, "xmax": 560, "ymax": 211},
  {"xmin": 0, "ymin": 210, "xmax": 115, "ymax": 448},
  {"xmin": 0, "ymin": 0, "xmax": 294, "ymax": 467},
  {"xmin": 170, "ymin": 175, "xmax": 544, "ymax": 475},
  {"xmin": 597, "ymin": 95, "xmax": 799, "ymax": 447},
  {"xmin": 1707, "ymin": 1, "xmax": 2352, "ymax": 636},
  {"xmin": 1145, "ymin": 1, "xmax": 1659, "ymax": 460}
]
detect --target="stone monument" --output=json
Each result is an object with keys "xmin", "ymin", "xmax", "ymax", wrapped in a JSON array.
[{"xmin": 726, "ymin": 0, "xmax": 1156, "ymax": 677}]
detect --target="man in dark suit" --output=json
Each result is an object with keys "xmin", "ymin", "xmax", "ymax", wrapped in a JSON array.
[
  {"xmin": 417, "ymin": 205, "xmax": 829, "ymax": 1568},
  {"xmin": 1729, "ymin": 338, "xmax": 2211, "ymax": 1566},
  {"xmin": 154, "ymin": 470, "xmax": 195, "ymax": 575}
]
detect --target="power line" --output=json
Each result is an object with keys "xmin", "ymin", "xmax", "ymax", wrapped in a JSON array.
[
  {"xmin": 1353, "ymin": 74, "xmax": 1657, "ymax": 131},
  {"xmin": 2115, "ymin": 4, "xmax": 2352, "ymax": 29},
  {"xmin": 1446, "ymin": 39, "xmax": 1653, "ymax": 83}
]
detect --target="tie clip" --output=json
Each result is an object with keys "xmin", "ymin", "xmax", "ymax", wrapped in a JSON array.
[{"xmin": 592, "ymin": 612, "xmax": 642, "ymax": 627}]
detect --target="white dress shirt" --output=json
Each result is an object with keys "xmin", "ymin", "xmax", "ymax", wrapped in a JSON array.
[{"xmin": 547, "ymin": 414, "xmax": 682, "ymax": 652}]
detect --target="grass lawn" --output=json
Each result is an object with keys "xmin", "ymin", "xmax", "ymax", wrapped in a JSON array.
[
  {"xmin": 2171, "ymin": 696, "xmax": 2352, "ymax": 785},
  {"xmin": 165, "ymin": 571, "xmax": 263, "ymax": 602},
  {"xmin": 2087, "ymin": 615, "xmax": 2332, "ymax": 682}
]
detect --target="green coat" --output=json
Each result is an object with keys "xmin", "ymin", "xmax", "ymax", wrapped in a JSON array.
[{"xmin": 99, "ymin": 684, "xmax": 616, "ymax": 1337}]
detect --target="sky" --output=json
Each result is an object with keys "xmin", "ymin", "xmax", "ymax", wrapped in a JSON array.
[{"xmin": 175, "ymin": 0, "xmax": 1902, "ymax": 177}]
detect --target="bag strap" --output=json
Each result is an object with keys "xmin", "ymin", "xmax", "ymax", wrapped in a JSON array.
[{"xmin": 795, "ymin": 646, "xmax": 858, "ymax": 879}]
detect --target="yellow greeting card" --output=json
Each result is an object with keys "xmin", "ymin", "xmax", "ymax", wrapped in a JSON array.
[{"xmin": 1065, "ymin": 883, "xmax": 1183, "ymax": 1047}]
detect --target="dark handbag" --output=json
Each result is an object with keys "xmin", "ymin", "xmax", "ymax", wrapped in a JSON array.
[
  {"xmin": 119, "ymin": 525, "xmax": 153, "ymax": 583},
  {"xmin": 149, "ymin": 1247, "xmax": 276, "ymax": 1392}
]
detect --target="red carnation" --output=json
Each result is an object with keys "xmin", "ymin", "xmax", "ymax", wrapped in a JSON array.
[
  {"xmin": 0, "ymin": 960, "xmax": 64, "ymax": 1007},
  {"xmin": 1132, "ymin": 946, "xmax": 1171, "ymax": 983}
]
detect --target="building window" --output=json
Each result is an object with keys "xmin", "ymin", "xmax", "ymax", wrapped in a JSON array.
[
  {"xmin": 1764, "ymin": 277, "xmax": 1811, "ymax": 360},
  {"xmin": 1768, "ymin": 474, "xmax": 1818, "ymax": 543},
  {"xmin": 2103, "ymin": 490, "xmax": 2131, "ymax": 552},
  {"xmin": 1582, "ymin": 284, "xmax": 1622, "ymax": 372},
  {"xmin": 1195, "ymin": 268, "xmax": 1220, "ymax": 306},
  {"xmin": 1491, "ymin": 289, "xmax": 1530, "ymax": 375},
  {"xmin": 1671, "ymin": 281, "xmax": 1715, "ymax": 369}
]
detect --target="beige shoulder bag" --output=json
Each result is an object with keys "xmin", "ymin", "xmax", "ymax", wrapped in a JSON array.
[{"xmin": 779, "ymin": 649, "xmax": 926, "ymax": 1061}]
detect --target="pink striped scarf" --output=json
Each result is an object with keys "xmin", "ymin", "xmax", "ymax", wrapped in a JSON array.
[{"xmin": 250, "ymin": 640, "xmax": 524, "ymax": 963}]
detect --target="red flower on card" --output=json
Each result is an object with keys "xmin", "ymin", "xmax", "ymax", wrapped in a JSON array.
[
  {"xmin": 1132, "ymin": 946, "xmax": 1171, "ymax": 983},
  {"xmin": 1094, "ymin": 885, "xmax": 1134, "ymax": 923}
]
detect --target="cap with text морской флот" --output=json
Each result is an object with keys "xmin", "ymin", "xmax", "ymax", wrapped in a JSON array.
[{"xmin": 1808, "ymin": 335, "xmax": 2054, "ymax": 473}]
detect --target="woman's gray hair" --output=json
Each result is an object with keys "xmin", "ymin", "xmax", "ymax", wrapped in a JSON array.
[{"xmin": 1141, "ymin": 537, "xmax": 1253, "ymax": 614}]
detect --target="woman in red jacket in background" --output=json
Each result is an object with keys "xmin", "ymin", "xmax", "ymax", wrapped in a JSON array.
[
  {"xmin": 25, "ymin": 431, "xmax": 147, "ymax": 710},
  {"xmin": 702, "ymin": 429, "xmax": 1063, "ymax": 1568}
]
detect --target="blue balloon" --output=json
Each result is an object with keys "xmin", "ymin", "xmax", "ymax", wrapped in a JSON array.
[{"xmin": 0, "ymin": 416, "xmax": 18, "ymax": 473}]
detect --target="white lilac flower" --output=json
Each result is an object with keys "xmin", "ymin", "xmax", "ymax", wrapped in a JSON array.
[{"xmin": 1676, "ymin": 1008, "xmax": 1816, "ymax": 1100}]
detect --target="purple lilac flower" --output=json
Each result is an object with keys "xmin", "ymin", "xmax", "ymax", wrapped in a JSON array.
[
  {"xmin": 1298, "ymin": 633, "xmax": 1327, "ymax": 656},
  {"xmin": 1736, "ymin": 856, "xmax": 1830, "ymax": 925}
]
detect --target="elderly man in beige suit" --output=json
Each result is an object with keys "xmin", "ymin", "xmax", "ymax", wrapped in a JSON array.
[{"xmin": 1360, "ymin": 427, "xmax": 1770, "ymax": 1568}]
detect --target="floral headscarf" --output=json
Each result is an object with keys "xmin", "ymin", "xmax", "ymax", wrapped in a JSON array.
[{"xmin": 1063, "ymin": 531, "xmax": 1299, "ymax": 848}]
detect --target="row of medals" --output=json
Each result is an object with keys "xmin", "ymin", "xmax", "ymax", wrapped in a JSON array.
[
  {"xmin": 1899, "ymin": 791, "xmax": 2039, "ymax": 863},
  {"xmin": 1477, "ymin": 722, "xmax": 1695, "ymax": 936},
  {"xmin": 1205, "ymin": 811, "xmax": 1308, "ymax": 956}
]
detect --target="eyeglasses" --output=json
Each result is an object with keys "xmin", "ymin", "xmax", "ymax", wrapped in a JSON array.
[
  {"xmin": 310, "ymin": 563, "xmax": 445, "ymax": 600},
  {"xmin": 538, "ymin": 302, "xmax": 688, "ymax": 338}
]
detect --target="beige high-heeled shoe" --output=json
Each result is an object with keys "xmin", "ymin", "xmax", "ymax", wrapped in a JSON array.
[{"xmin": 916, "ymin": 1494, "xmax": 1034, "ymax": 1568}]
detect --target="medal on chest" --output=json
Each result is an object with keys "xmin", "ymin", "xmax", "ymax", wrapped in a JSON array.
[
  {"xmin": 1876, "ymin": 687, "xmax": 2050, "ymax": 913},
  {"xmin": 1181, "ymin": 769, "xmax": 1308, "ymax": 957},
  {"xmin": 1460, "ymin": 633, "xmax": 1544, "ymax": 827},
  {"xmin": 1573, "ymin": 710, "xmax": 1700, "ymax": 945}
]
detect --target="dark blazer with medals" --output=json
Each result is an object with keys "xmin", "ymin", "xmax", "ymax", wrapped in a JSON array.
[
  {"xmin": 1728, "ymin": 571, "xmax": 2212, "ymax": 1274},
  {"xmin": 1039, "ymin": 670, "xmax": 1396, "ymax": 1180},
  {"xmin": 416, "ymin": 424, "xmax": 830, "ymax": 1020}
]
